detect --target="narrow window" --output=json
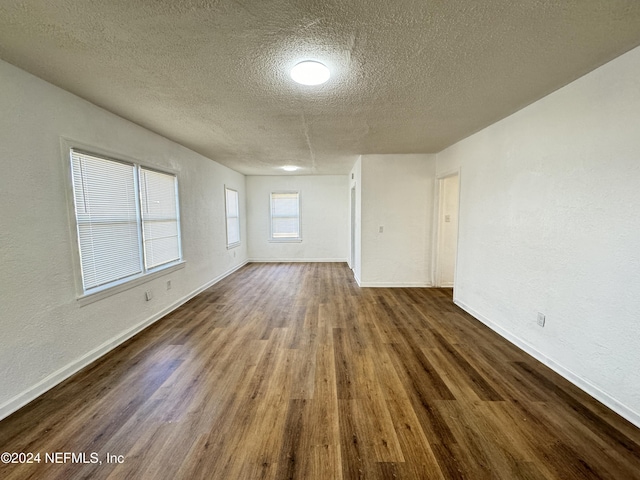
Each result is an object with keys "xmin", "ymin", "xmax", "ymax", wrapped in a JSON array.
[
  {"xmin": 70, "ymin": 149, "xmax": 181, "ymax": 294},
  {"xmin": 270, "ymin": 191, "xmax": 301, "ymax": 241},
  {"xmin": 225, "ymin": 187, "xmax": 240, "ymax": 248},
  {"xmin": 140, "ymin": 167, "xmax": 181, "ymax": 269}
]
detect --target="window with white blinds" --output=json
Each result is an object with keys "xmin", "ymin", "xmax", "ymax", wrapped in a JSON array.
[
  {"xmin": 225, "ymin": 187, "xmax": 240, "ymax": 248},
  {"xmin": 140, "ymin": 168, "xmax": 181, "ymax": 269},
  {"xmin": 270, "ymin": 191, "xmax": 301, "ymax": 241},
  {"xmin": 70, "ymin": 149, "xmax": 181, "ymax": 293}
]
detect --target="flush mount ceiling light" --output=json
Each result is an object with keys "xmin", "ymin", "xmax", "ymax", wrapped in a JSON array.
[
  {"xmin": 281, "ymin": 165, "xmax": 300, "ymax": 171},
  {"xmin": 290, "ymin": 61, "xmax": 330, "ymax": 86}
]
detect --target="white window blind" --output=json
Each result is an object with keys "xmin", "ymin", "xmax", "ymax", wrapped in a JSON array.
[
  {"xmin": 70, "ymin": 149, "xmax": 182, "ymax": 294},
  {"xmin": 225, "ymin": 187, "xmax": 240, "ymax": 248},
  {"xmin": 71, "ymin": 151, "xmax": 142, "ymax": 291},
  {"xmin": 270, "ymin": 192, "xmax": 301, "ymax": 240},
  {"xmin": 140, "ymin": 168, "xmax": 181, "ymax": 269}
]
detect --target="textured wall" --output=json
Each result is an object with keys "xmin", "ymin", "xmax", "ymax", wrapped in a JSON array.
[
  {"xmin": 0, "ymin": 59, "xmax": 247, "ymax": 419},
  {"xmin": 437, "ymin": 45, "xmax": 640, "ymax": 424},
  {"xmin": 359, "ymin": 154, "xmax": 436, "ymax": 286},
  {"xmin": 246, "ymin": 175, "xmax": 349, "ymax": 262}
]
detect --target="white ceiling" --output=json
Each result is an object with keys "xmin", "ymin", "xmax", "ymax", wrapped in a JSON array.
[{"xmin": 1, "ymin": 0, "xmax": 640, "ymax": 175}]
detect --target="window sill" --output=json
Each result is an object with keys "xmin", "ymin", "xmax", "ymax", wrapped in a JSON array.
[
  {"xmin": 227, "ymin": 242, "xmax": 241, "ymax": 250},
  {"xmin": 268, "ymin": 238, "xmax": 303, "ymax": 243},
  {"xmin": 76, "ymin": 261, "xmax": 186, "ymax": 307}
]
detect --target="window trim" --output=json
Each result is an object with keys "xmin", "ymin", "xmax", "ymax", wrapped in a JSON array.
[
  {"xmin": 61, "ymin": 138, "xmax": 184, "ymax": 303},
  {"xmin": 269, "ymin": 190, "xmax": 302, "ymax": 243},
  {"xmin": 224, "ymin": 186, "xmax": 241, "ymax": 249},
  {"xmin": 76, "ymin": 261, "xmax": 185, "ymax": 307}
]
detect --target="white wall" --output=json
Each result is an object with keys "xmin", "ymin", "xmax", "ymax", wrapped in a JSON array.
[
  {"xmin": 437, "ymin": 45, "xmax": 640, "ymax": 425},
  {"xmin": 0, "ymin": 59, "xmax": 248, "ymax": 420},
  {"xmin": 246, "ymin": 175, "xmax": 349, "ymax": 262},
  {"xmin": 359, "ymin": 154, "xmax": 436, "ymax": 286}
]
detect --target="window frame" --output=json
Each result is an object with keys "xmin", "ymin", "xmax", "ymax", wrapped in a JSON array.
[
  {"xmin": 224, "ymin": 186, "xmax": 241, "ymax": 249},
  {"xmin": 63, "ymin": 140, "xmax": 184, "ymax": 304},
  {"xmin": 269, "ymin": 190, "xmax": 302, "ymax": 242},
  {"xmin": 139, "ymin": 165, "xmax": 183, "ymax": 270}
]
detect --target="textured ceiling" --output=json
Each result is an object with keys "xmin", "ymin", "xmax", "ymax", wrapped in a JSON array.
[{"xmin": 1, "ymin": 1, "xmax": 640, "ymax": 175}]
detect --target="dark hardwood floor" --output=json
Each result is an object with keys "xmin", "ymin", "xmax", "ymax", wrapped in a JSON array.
[{"xmin": 1, "ymin": 262, "xmax": 640, "ymax": 479}]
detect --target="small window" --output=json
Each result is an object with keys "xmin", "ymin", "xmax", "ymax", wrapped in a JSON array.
[
  {"xmin": 70, "ymin": 149, "xmax": 182, "ymax": 294},
  {"xmin": 270, "ymin": 191, "xmax": 301, "ymax": 241},
  {"xmin": 225, "ymin": 187, "xmax": 240, "ymax": 248}
]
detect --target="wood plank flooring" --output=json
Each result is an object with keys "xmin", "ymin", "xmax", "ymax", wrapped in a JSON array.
[{"xmin": 1, "ymin": 262, "xmax": 640, "ymax": 479}]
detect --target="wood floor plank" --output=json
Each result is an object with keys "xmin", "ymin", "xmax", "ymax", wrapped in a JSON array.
[
  {"xmin": 351, "ymin": 356, "xmax": 404, "ymax": 462},
  {"xmin": 309, "ymin": 344, "xmax": 340, "ymax": 447},
  {"xmin": 1, "ymin": 263, "xmax": 639, "ymax": 479},
  {"xmin": 337, "ymin": 399, "xmax": 380, "ymax": 480}
]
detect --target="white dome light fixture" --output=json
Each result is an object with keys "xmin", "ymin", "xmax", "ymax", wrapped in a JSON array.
[
  {"xmin": 281, "ymin": 165, "xmax": 299, "ymax": 172},
  {"xmin": 290, "ymin": 61, "xmax": 330, "ymax": 86}
]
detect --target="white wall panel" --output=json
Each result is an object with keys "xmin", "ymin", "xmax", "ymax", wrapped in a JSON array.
[
  {"xmin": 0, "ymin": 59, "xmax": 247, "ymax": 419},
  {"xmin": 437, "ymin": 45, "xmax": 640, "ymax": 425},
  {"xmin": 246, "ymin": 175, "xmax": 349, "ymax": 262}
]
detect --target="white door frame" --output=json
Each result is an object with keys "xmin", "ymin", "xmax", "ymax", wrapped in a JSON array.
[
  {"xmin": 432, "ymin": 169, "xmax": 461, "ymax": 288},
  {"xmin": 350, "ymin": 185, "xmax": 356, "ymax": 270}
]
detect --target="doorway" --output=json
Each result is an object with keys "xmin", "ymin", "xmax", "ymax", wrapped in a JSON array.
[
  {"xmin": 350, "ymin": 186, "xmax": 356, "ymax": 270},
  {"xmin": 435, "ymin": 173, "xmax": 459, "ymax": 288}
]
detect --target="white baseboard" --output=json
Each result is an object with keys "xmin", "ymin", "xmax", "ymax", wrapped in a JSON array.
[
  {"xmin": 0, "ymin": 260, "xmax": 249, "ymax": 422},
  {"xmin": 358, "ymin": 282, "xmax": 432, "ymax": 287},
  {"xmin": 350, "ymin": 273, "xmax": 433, "ymax": 288},
  {"xmin": 248, "ymin": 258, "xmax": 348, "ymax": 263},
  {"xmin": 454, "ymin": 297, "xmax": 640, "ymax": 429}
]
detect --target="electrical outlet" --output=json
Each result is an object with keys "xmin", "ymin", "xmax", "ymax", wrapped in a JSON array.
[
  {"xmin": 145, "ymin": 290, "xmax": 153, "ymax": 301},
  {"xmin": 379, "ymin": 226, "xmax": 384, "ymax": 233},
  {"xmin": 537, "ymin": 312, "xmax": 545, "ymax": 327},
  {"xmin": 166, "ymin": 280, "xmax": 172, "ymax": 290}
]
